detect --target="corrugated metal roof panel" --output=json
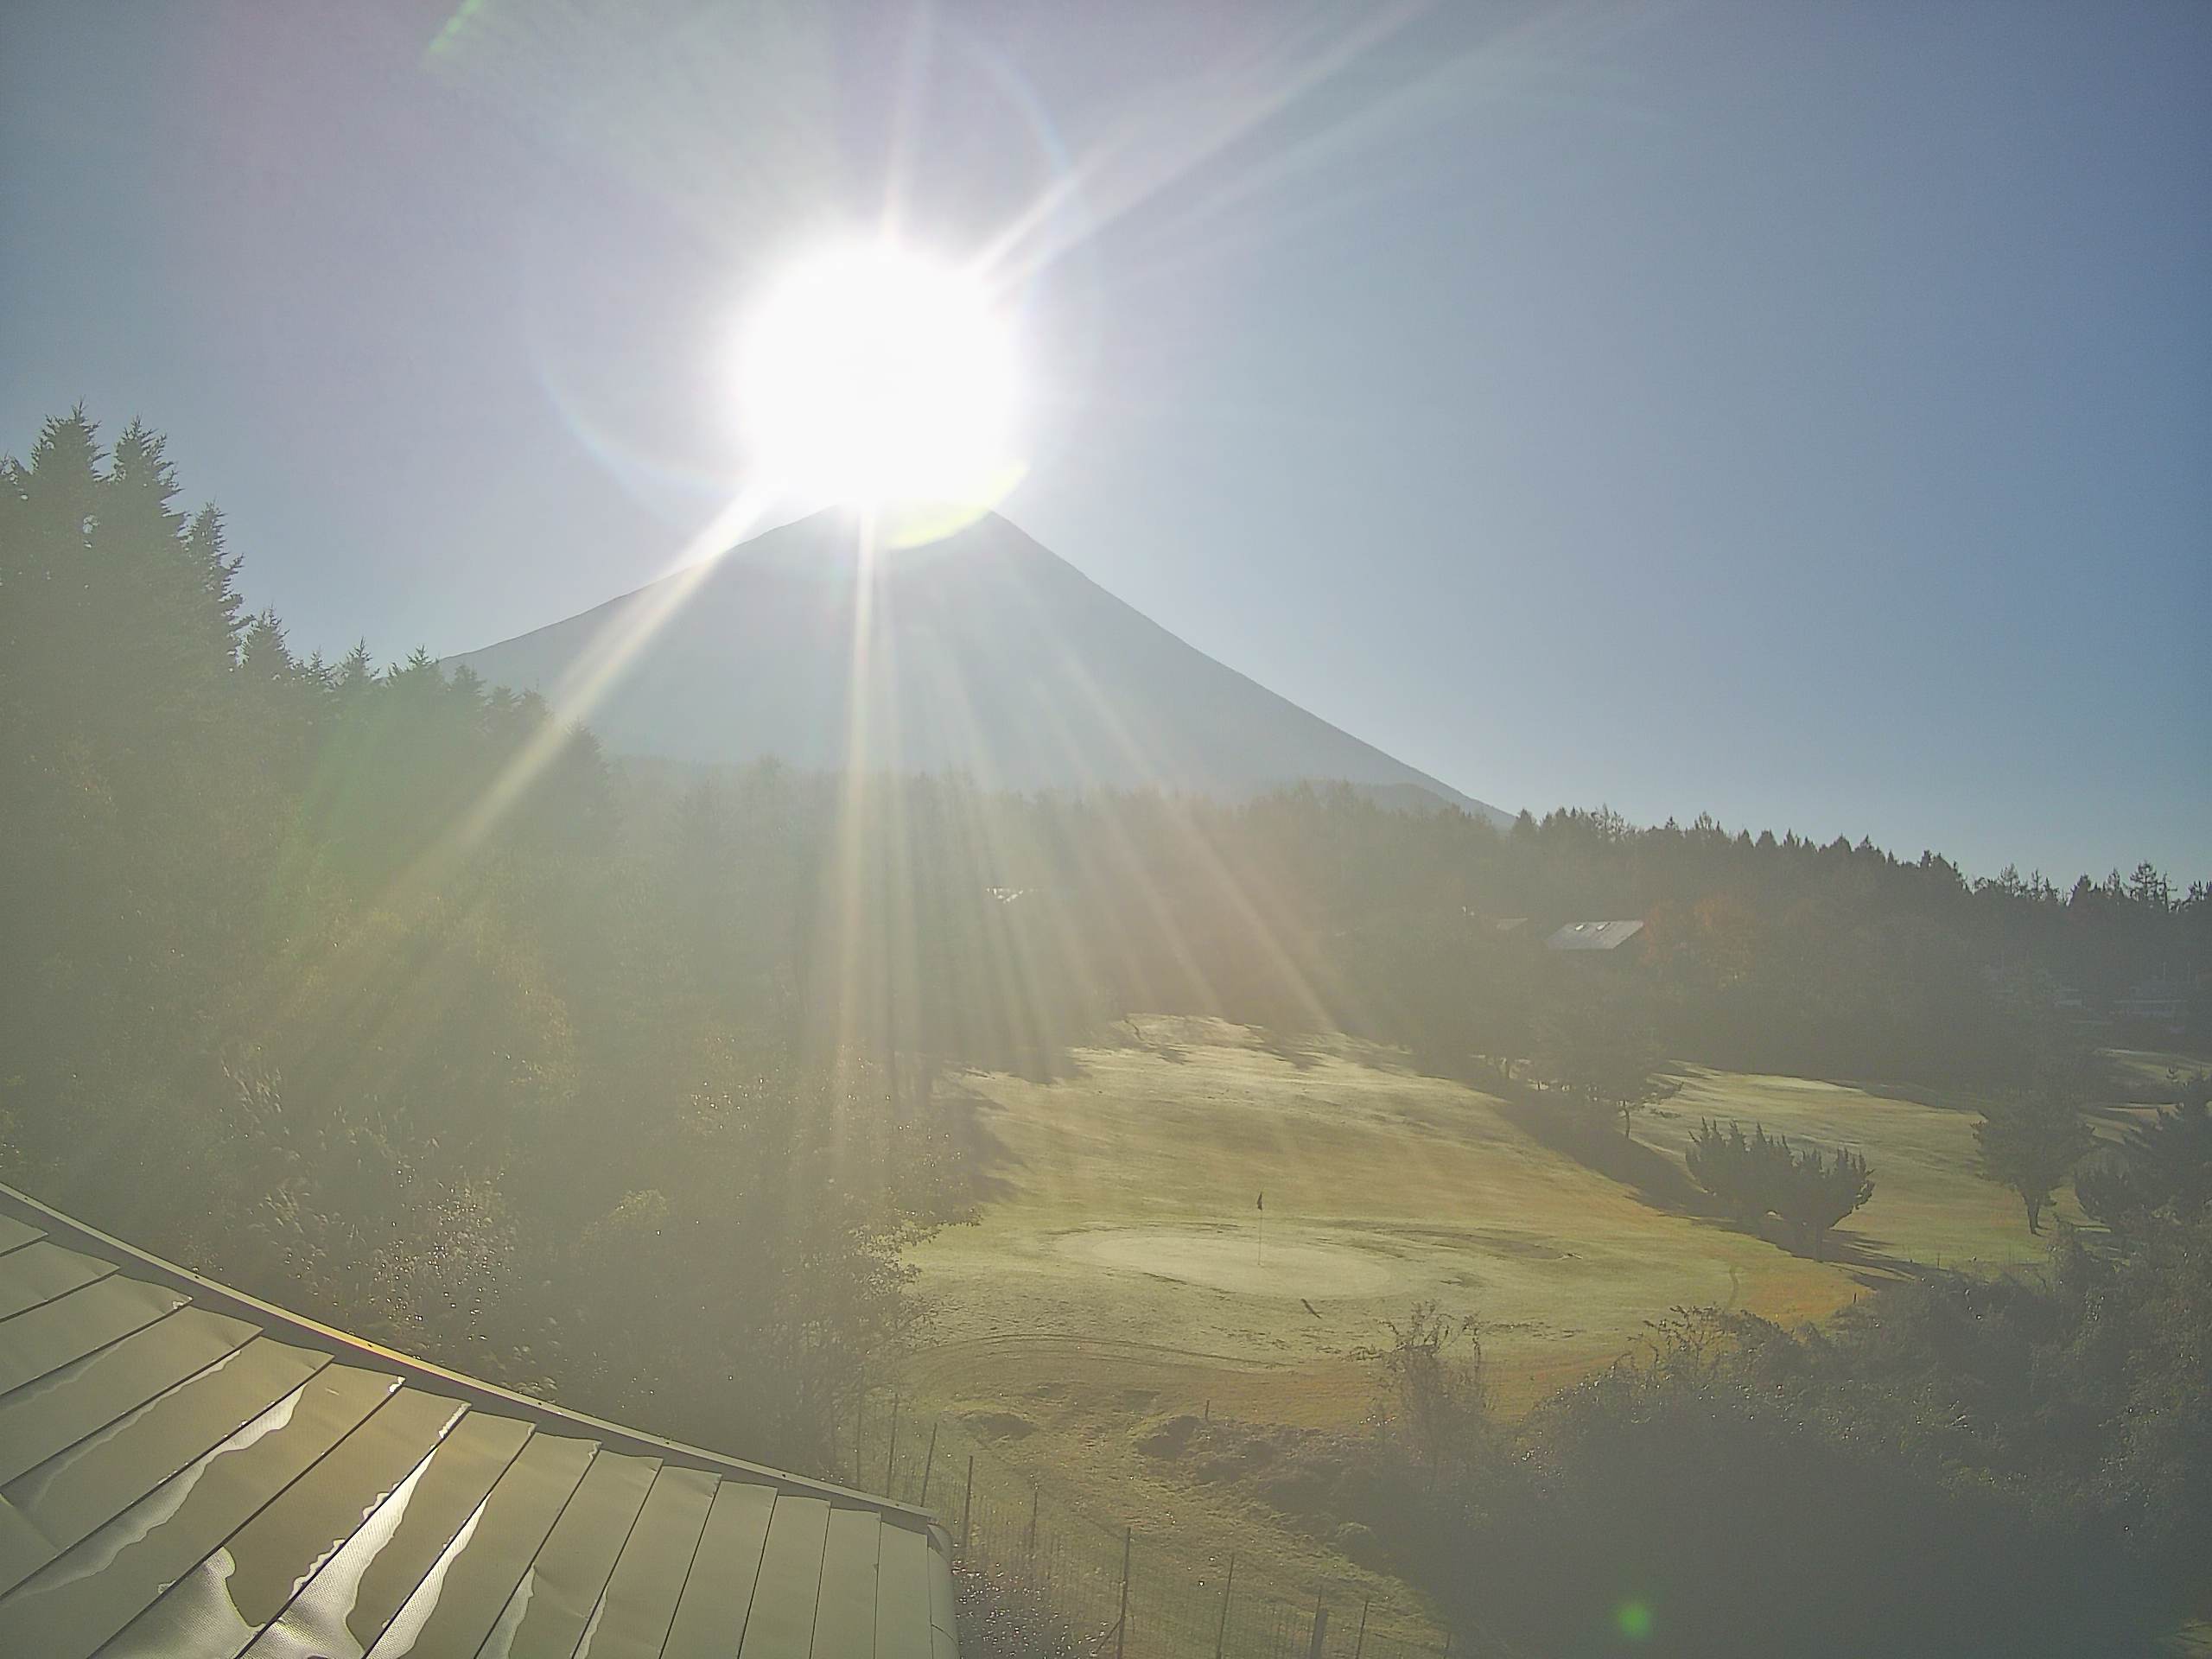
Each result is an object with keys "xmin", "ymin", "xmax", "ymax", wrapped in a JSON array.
[
  {"xmin": 874, "ymin": 1516, "xmax": 937, "ymax": 1659},
  {"xmin": 741, "ymin": 1494, "xmax": 832, "ymax": 1659},
  {"xmin": 482, "ymin": 1444, "xmax": 659, "ymax": 1656},
  {"xmin": 663, "ymin": 1475, "xmax": 778, "ymax": 1659},
  {"xmin": 0, "ymin": 1242, "xmax": 115, "ymax": 1320},
  {"xmin": 814, "ymin": 1504, "xmax": 883, "ymax": 1659},
  {"xmin": 0, "ymin": 1307, "xmax": 257, "ymax": 1486},
  {"xmin": 0, "ymin": 1363, "xmax": 399, "ymax": 1654},
  {"xmin": 101, "ymin": 1381, "xmax": 464, "ymax": 1657},
  {"xmin": 365, "ymin": 1428, "xmax": 598, "ymax": 1656},
  {"xmin": 247, "ymin": 1405, "xmax": 534, "ymax": 1657},
  {"xmin": 582, "ymin": 1461, "xmax": 721, "ymax": 1658},
  {"xmin": 0, "ymin": 1185, "xmax": 959, "ymax": 1659},
  {"xmin": 0, "ymin": 1276, "xmax": 190, "ymax": 1393},
  {"xmin": 0, "ymin": 1336, "xmax": 330, "ymax": 1585}
]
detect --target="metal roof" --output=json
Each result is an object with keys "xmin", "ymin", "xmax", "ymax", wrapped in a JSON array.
[
  {"xmin": 0, "ymin": 1182, "xmax": 957, "ymax": 1659},
  {"xmin": 1542, "ymin": 919, "xmax": 1647, "ymax": 952}
]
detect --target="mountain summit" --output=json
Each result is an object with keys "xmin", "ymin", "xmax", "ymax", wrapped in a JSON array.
[{"xmin": 448, "ymin": 511, "xmax": 1507, "ymax": 821}]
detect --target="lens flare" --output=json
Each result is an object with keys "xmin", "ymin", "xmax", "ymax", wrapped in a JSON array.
[{"xmin": 736, "ymin": 240, "xmax": 1021, "ymax": 514}]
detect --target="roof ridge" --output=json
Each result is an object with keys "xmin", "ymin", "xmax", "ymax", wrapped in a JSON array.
[{"xmin": 0, "ymin": 1180, "xmax": 936, "ymax": 1528}]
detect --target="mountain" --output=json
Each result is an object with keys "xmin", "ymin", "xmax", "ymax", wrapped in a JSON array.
[{"xmin": 446, "ymin": 510, "xmax": 1509, "ymax": 823}]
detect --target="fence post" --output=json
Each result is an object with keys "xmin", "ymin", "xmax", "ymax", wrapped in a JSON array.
[
  {"xmin": 1307, "ymin": 1593, "xmax": 1328, "ymax": 1659},
  {"xmin": 885, "ymin": 1395, "xmax": 900, "ymax": 1497},
  {"xmin": 1116, "ymin": 1528, "xmax": 1131, "ymax": 1659},
  {"xmin": 961, "ymin": 1453, "xmax": 975, "ymax": 1550},
  {"xmin": 1353, "ymin": 1596, "xmax": 1370, "ymax": 1659},
  {"xmin": 1214, "ymin": 1553, "xmax": 1236, "ymax": 1659},
  {"xmin": 919, "ymin": 1419, "xmax": 940, "ymax": 1508}
]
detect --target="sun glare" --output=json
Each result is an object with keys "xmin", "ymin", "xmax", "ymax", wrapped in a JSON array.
[{"xmin": 737, "ymin": 241, "xmax": 1020, "ymax": 512}]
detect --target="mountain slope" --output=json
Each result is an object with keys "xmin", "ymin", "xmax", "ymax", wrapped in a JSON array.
[{"xmin": 447, "ymin": 511, "xmax": 1508, "ymax": 822}]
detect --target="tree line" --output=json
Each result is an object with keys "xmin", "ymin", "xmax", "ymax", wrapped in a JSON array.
[{"xmin": 1, "ymin": 413, "xmax": 968, "ymax": 1466}]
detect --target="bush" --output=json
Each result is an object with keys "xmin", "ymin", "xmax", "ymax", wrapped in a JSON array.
[{"xmin": 1687, "ymin": 1119, "xmax": 1873, "ymax": 1258}]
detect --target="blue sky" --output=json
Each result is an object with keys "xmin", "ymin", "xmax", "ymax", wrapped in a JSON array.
[{"xmin": 4, "ymin": 2, "xmax": 2206, "ymax": 880}]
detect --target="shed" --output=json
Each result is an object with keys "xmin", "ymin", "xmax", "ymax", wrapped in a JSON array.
[
  {"xmin": 0, "ymin": 1181, "xmax": 957, "ymax": 1659},
  {"xmin": 1543, "ymin": 919, "xmax": 1647, "ymax": 953}
]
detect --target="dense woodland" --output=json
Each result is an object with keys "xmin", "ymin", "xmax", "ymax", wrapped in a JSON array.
[{"xmin": 3, "ymin": 413, "xmax": 2207, "ymax": 1522}]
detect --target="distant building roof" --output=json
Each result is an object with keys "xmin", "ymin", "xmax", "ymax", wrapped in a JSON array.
[
  {"xmin": 0, "ymin": 1182, "xmax": 957, "ymax": 1659},
  {"xmin": 1545, "ymin": 919, "xmax": 1647, "ymax": 952}
]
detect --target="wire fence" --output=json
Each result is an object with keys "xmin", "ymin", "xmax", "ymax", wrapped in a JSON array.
[{"xmin": 842, "ymin": 1393, "xmax": 1452, "ymax": 1659}]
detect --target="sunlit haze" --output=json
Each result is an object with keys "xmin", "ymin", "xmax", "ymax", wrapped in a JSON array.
[{"xmin": 737, "ymin": 241, "xmax": 1021, "ymax": 513}]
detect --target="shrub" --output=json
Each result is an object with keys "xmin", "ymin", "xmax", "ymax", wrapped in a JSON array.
[{"xmin": 1687, "ymin": 1119, "xmax": 1873, "ymax": 1258}]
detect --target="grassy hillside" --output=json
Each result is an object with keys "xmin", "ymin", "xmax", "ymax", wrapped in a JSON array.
[
  {"xmin": 1642, "ymin": 1069, "xmax": 2072, "ymax": 1270},
  {"xmin": 899, "ymin": 1020, "xmax": 2111, "ymax": 1640}
]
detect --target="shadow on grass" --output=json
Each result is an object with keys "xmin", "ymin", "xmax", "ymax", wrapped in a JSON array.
[
  {"xmin": 1493, "ymin": 1089, "xmax": 1943, "ymax": 1285},
  {"xmin": 1113, "ymin": 1016, "xmax": 1190, "ymax": 1064},
  {"xmin": 1495, "ymin": 1093, "xmax": 1705, "ymax": 1213},
  {"xmin": 939, "ymin": 1065, "xmax": 1077, "ymax": 1205},
  {"xmin": 1254, "ymin": 1027, "xmax": 1325, "ymax": 1071},
  {"xmin": 1843, "ymin": 1077, "xmax": 1997, "ymax": 1116}
]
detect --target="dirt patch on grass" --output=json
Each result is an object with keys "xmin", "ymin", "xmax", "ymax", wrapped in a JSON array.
[{"xmin": 1134, "ymin": 1413, "xmax": 1205, "ymax": 1459}]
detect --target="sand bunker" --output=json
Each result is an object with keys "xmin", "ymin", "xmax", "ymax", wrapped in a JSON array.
[{"xmin": 1056, "ymin": 1225, "xmax": 1399, "ymax": 1298}]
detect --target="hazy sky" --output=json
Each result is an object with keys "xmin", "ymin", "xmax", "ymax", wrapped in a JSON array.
[{"xmin": 5, "ymin": 1, "xmax": 2207, "ymax": 881}]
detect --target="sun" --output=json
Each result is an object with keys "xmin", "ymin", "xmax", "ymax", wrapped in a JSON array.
[{"xmin": 736, "ymin": 240, "xmax": 1020, "ymax": 512}]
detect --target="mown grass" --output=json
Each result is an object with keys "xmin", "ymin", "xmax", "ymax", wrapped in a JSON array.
[
  {"xmin": 1641, "ymin": 1069, "xmax": 2069, "ymax": 1270},
  {"xmin": 902, "ymin": 1019, "xmax": 2188, "ymax": 1641}
]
